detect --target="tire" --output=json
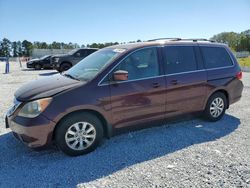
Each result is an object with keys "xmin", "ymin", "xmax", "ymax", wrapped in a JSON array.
[
  {"xmin": 55, "ymin": 112, "xmax": 104, "ymax": 156},
  {"xmin": 60, "ymin": 63, "xmax": 71, "ymax": 72},
  {"xmin": 203, "ymin": 92, "xmax": 227, "ymax": 122},
  {"xmin": 34, "ymin": 64, "xmax": 42, "ymax": 70}
]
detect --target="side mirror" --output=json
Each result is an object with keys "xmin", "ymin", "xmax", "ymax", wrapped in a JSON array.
[
  {"xmin": 76, "ymin": 52, "xmax": 80, "ymax": 57},
  {"xmin": 113, "ymin": 70, "xmax": 128, "ymax": 81}
]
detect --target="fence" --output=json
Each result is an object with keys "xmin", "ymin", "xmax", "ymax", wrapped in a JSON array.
[{"xmin": 31, "ymin": 49, "xmax": 73, "ymax": 58}]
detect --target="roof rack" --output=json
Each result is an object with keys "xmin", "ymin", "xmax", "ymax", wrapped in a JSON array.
[
  {"xmin": 180, "ymin": 38, "xmax": 216, "ymax": 42},
  {"xmin": 147, "ymin": 38, "xmax": 181, "ymax": 42},
  {"xmin": 148, "ymin": 38, "xmax": 215, "ymax": 43}
]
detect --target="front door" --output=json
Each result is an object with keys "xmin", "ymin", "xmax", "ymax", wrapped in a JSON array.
[
  {"xmin": 43, "ymin": 57, "xmax": 51, "ymax": 68},
  {"xmin": 108, "ymin": 47, "xmax": 166, "ymax": 128}
]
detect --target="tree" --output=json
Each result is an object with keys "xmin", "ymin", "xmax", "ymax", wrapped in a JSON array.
[
  {"xmin": 210, "ymin": 32, "xmax": 241, "ymax": 51},
  {"xmin": 12, "ymin": 41, "xmax": 18, "ymax": 57},
  {"xmin": 40, "ymin": 42, "xmax": 48, "ymax": 49},
  {"xmin": 51, "ymin": 41, "xmax": 61, "ymax": 49},
  {"xmin": 16, "ymin": 41, "xmax": 23, "ymax": 56},
  {"xmin": 0, "ymin": 40, "xmax": 4, "ymax": 56},
  {"xmin": 22, "ymin": 40, "xmax": 33, "ymax": 56},
  {"xmin": 238, "ymin": 30, "xmax": 250, "ymax": 52},
  {"xmin": 0, "ymin": 38, "xmax": 12, "ymax": 56},
  {"xmin": 87, "ymin": 42, "xmax": 119, "ymax": 49}
]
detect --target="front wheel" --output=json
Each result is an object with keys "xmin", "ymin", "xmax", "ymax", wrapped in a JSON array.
[
  {"xmin": 203, "ymin": 92, "xmax": 227, "ymax": 122},
  {"xmin": 59, "ymin": 63, "xmax": 71, "ymax": 72},
  {"xmin": 55, "ymin": 112, "xmax": 104, "ymax": 156}
]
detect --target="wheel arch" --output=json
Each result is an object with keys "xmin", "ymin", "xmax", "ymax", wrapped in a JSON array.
[
  {"xmin": 204, "ymin": 89, "xmax": 229, "ymax": 109},
  {"xmin": 52, "ymin": 109, "xmax": 113, "ymax": 141},
  {"xmin": 61, "ymin": 61, "xmax": 72, "ymax": 66}
]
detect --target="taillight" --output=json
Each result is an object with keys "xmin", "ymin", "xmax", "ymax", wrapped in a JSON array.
[{"xmin": 236, "ymin": 71, "xmax": 242, "ymax": 80}]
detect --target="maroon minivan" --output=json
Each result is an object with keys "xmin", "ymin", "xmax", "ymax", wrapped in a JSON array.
[{"xmin": 5, "ymin": 39, "xmax": 243, "ymax": 156}]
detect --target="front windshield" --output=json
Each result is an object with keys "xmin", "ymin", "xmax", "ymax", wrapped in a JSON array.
[{"xmin": 65, "ymin": 49, "xmax": 124, "ymax": 81}]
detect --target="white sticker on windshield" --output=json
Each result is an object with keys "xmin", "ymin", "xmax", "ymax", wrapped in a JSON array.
[{"xmin": 113, "ymin": 49, "xmax": 126, "ymax": 53}]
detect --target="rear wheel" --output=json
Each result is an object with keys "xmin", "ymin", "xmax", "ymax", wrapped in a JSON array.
[
  {"xmin": 204, "ymin": 92, "xmax": 227, "ymax": 121},
  {"xmin": 59, "ymin": 63, "xmax": 71, "ymax": 72},
  {"xmin": 34, "ymin": 64, "xmax": 42, "ymax": 70},
  {"xmin": 55, "ymin": 112, "xmax": 104, "ymax": 156}
]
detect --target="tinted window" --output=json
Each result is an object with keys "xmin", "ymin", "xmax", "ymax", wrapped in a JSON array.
[
  {"xmin": 114, "ymin": 48, "xmax": 159, "ymax": 80},
  {"xmin": 163, "ymin": 46, "xmax": 197, "ymax": 74},
  {"xmin": 201, "ymin": 46, "xmax": 233, "ymax": 69},
  {"xmin": 86, "ymin": 49, "xmax": 97, "ymax": 55},
  {"xmin": 78, "ymin": 49, "xmax": 88, "ymax": 57}
]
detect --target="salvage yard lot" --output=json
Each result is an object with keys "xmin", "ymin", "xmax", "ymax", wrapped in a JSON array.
[{"xmin": 0, "ymin": 62, "xmax": 250, "ymax": 188}]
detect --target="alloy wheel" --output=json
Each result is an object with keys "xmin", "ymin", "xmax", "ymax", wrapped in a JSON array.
[
  {"xmin": 210, "ymin": 97, "xmax": 224, "ymax": 118},
  {"xmin": 65, "ymin": 122, "xmax": 96, "ymax": 151}
]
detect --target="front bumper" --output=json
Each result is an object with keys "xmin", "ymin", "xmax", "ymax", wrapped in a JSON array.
[
  {"xmin": 26, "ymin": 63, "xmax": 34, "ymax": 68},
  {"xmin": 5, "ymin": 113, "xmax": 56, "ymax": 148}
]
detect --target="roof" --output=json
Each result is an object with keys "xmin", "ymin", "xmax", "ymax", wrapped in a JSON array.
[
  {"xmin": 107, "ymin": 38, "xmax": 227, "ymax": 51},
  {"xmin": 80, "ymin": 48, "xmax": 99, "ymax": 50}
]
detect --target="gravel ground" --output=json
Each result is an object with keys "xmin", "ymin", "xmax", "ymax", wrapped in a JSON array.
[{"xmin": 0, "ymin": 61, "xmax": 249, "ymax": 188}]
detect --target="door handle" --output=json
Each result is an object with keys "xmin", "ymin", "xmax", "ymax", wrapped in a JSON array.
[
  {"xmin": 170, "ymin": 80, "xmax": 178, "ymax": 85},
  {"xmin": 152, "ymin": 82, "xmax": 160, "ymax": 88}
]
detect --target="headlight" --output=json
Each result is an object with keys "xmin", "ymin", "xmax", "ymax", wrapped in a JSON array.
[
  {"xmin": 54, "ymin": 58, "xmax": 59, "ymax": 63},
  {"xmin": 18, "ymin": 98, "xmax": 52, "ymax": 118}
]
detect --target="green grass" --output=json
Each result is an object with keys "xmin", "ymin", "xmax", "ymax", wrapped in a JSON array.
[{"xmin": 238, "ymin": 57, "xmax": 250, "ymax": 67}]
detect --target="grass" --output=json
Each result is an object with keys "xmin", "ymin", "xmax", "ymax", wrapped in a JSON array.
[{"xmin": 238, "ymin": 57, "xmax": 250, "ymax": 67}]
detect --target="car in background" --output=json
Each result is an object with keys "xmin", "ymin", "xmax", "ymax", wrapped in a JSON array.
[
  {"xmin": 26, "ymin": 55, "xmax": 52, "ymax": 70},
  {"xmin": 51, "ymin": 48, "xmax": 98, "ymax": 72}
]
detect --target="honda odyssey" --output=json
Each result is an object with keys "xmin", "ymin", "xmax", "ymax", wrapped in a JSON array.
[{"xmin": 5, "ymin": 38, "xmax": 243, "ymax": 156}]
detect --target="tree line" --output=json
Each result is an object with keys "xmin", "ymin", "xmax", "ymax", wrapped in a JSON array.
[
  {"xmin": 210, "ymin": 29, "xmax": 250, "ymax": 52},
  {"xmin": 0, "ymin": 39, "xmax": 123, "ymax": 57},
  {"xmin": 0, "ymin": 29, "xmax": 249, "ymax": 57}
]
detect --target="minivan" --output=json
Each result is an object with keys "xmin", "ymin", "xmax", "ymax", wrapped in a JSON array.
[{"xmin": 5, "ymin": 39, "xmax": 243, "ymax": 156}]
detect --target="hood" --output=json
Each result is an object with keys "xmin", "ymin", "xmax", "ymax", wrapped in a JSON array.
[
  {"xmin": 28, "ymin": 59, "xmax": 39, "ymax": 63},
  {"xmin": 15, "ymin": 74, "xmax": 84, "ymax": 101}
]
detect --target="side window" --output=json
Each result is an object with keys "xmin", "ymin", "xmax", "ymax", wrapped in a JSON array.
[
  {"xmin": 75, "ymin": 50, "xmax": 87, "ymax": 57},
  {"xmin": 163, "ymin": 46, "xmax": 197, "ymax": 74},
  {"xmin": 87, "ymin": 49, "xmax": 96, "ymax": 55},
  {"xmin": 201, "ymin": 46, "xmax": 233, "ymax": 69},
  {"xmin": 113, "ymin": 48, "xmax": 159, "ymax": 81}
]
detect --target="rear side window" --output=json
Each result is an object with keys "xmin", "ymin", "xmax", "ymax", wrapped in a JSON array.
[
  {"xmin": 163, "ymin": 46, "xmax": 197, "ymax": 74},
  {"xmin": 200, "ymin": 46, "xmax": 233, "ymax": 69}
]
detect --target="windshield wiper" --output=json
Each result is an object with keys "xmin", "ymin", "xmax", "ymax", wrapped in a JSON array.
[{"xmin": 63, "ymin": 73, "xmax": 80, "ymax": 81}]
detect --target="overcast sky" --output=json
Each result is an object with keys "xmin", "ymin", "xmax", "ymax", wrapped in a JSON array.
[{"xmin": 0, "ymin": 0, "xmax": 249, "ymax": 45}]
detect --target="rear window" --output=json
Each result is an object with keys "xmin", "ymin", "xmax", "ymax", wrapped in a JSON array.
[
  {"xmin": 200, "ymin": 46, "xmax": 233, "ymax": 69},
  {"xmin": 163, "ymin": 46, "xmax": 197, "ymax": 74}
]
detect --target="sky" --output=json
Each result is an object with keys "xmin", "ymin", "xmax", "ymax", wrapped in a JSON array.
[{"xmin": 0, "ymin": 0, "xmax": 249, "ymax": 45}]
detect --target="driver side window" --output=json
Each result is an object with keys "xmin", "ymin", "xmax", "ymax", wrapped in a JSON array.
[{"xmin": 114, "ymin": 48, "xmax": 159, "ymax": 81}]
